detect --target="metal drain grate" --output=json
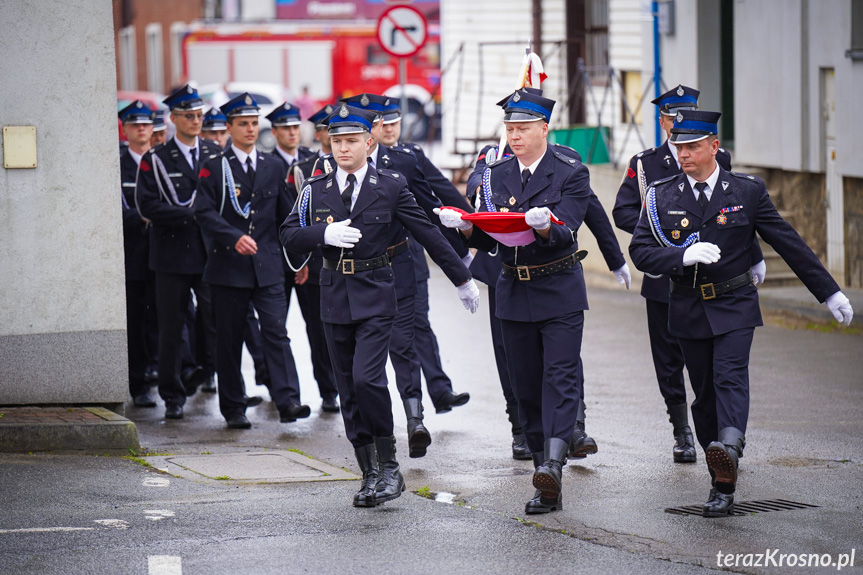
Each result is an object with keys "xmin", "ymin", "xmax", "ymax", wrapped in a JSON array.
[{"xmin": 665, "ymin": 499, "xmax": 820, "ymax": 517}]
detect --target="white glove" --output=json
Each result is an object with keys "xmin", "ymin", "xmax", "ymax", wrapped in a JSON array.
[
  {"xmin": 613, "ymin": 263, "xmax": 631, "ymax": 290},
  {"xmin": 433, "ymin": 207, "xmax": 472, "ymax": 231},
  {"xmin": 461, "ymin": 250, "xmax": 475, "ymax": 268},
  {"xmin": 825, "ymin": 291, "xmax": 853, "ymax": 326},
  {"xmin": 682, "ymin": 242, "xmax": 721, "ymax": 266},
  {"xmin": 457, "ymin": 279, "xmax": 481, "ymax": 314},
  {"xmin": 525, "ymin": 207, "xmax": 551, "ymax": 230},
  {"xmin": 750, "ymin": 260, "xmax": 767, "ymax": 286},
  {"xmin": 323, "ymin": 219, "xmax": 362, "ymax": 248}
]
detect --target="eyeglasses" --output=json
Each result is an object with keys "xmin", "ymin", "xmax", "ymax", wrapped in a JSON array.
[{"xmin": 179, "ymin": 112, "xmax": 204, "ymax": 121}]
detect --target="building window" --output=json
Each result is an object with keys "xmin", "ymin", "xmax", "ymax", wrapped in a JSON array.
[
  {"xmin": 170, "ymin": 22, "xmax": 187, "ymax": 88},
  {"xmin": 586, "ymin": 0, "xmax": 609, "ymax": 83},
  {"xmin": 146, "ymin": 23, "xmax": 164, "ymax": 93},
  {"xmin": 850, "ymin": 0, "xmax": 863, "ymax": 59},
  {"xmin": 118, "ymin": 26, "xmax": 137, "ymax": 91}
]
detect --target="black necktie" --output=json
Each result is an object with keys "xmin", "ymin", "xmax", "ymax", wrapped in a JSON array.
[
  {"xmin": 695, "ymin": 182, "xmax": 709, "ymax": 213},
  {"xmin": 342, "ymin": 173, "xmax": 356, "ymax": 213},
  {"xmin": 190, "ymin": 148, "xmax": 198, "ymax": 173},
  {"xmin": 521, "ymin": 168, "xmax": 531, "ymax": 191},
  {"xmin": 246, "ymin": 156, "xmax": 256, "ymax": 188}
]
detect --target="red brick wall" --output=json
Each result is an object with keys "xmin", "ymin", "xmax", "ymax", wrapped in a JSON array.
[{"xmin": 113, "ymin": 0, "xmax": 204, "ymax": 93}]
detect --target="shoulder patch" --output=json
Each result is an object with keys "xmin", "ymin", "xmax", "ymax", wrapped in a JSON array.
[
  {"xmin": 636, "ymin": 147, "xmax": 657, "ymax": 159},
  {"xmin": 488, "ymin": 154, "xmax": 515, "ymax": 169},
  {"xmin": 730, "ymin": 171, "xmax": 756, "ymax": 181},
  {"xmin": 377, "ymin": 168, "xmax": 402, "ymax": 180},
  {"xmin": 552, "ymin": 149, "xmax": 579, "ymax": 165},
  {"xmin": 650, "ymin": 174, "xmax": 678, "ymax": 187}
]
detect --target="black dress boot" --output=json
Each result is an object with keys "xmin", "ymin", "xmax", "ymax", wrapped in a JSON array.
[
  {"xmin": 403, "ymin": 398, "xmax": 432, "ymax": 458},
  {"xmin": 667, "ymin": 403, "xmax": 697, "ymax": 463},
  {"xmin": 705, "ymin": 427, "xmax": 745, "ymax": 484},
  {"xmin": 533, "ymin": 437, "xmax": 569, "ymax": 497},
  {"xmin": 525, "ymin": 452, "xmax": 563, "ymax": 514},
  {"xmin": 569, "ymin": 399, "xmax": 598, "ymax": 458},
  {"xmin": 353, "ymin": 444, "xmax": 379, "ymax": 508},
  {"xmin": 373, "ymin": 436, "xmax": 405, "ymax": 505},
  {"xmin": 506, "ymin": 403, "xmax": 531, "ymax": 460},
  {"xmin": 702, "ymin": 486, "xmax": 735, "ymax": 517}
]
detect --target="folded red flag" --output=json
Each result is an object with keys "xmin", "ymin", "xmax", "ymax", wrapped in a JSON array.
[{"xmin": 440, "ymin": 207, "xmax": 565, "ymax": 247}]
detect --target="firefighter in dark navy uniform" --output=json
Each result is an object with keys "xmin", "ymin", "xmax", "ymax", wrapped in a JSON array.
[
  {"xmin": 267, "ymin": 102, "xmax": 340, "ymax": 413},
  {"xmin": 377, "ymin": 98, "xmax": 475, "ymax": 419},
  {"xmin": 466, "ymin": 87, "xmax": 629, "ymax": 461},
  {"xmin": 195, "ymin": 93, "xmax": 310, "ymax": 429},
  {"xmin": 135, "ymin": 84, "xmax": 221, "ymax": 420},
  {"xmin": 438, "ymin": 89, "xmax": 592, "ymax": 515},
  {"xmin": 613, "ymin": 84, "xmax": 765, "ymax": 465},
  {"xmin": 630, "ymin": 109, "xmax": 853, "ymax": 517},
  {"xmin": 119, "ymin": 100, "xmax": 157, "ymax": 408},
  {"xmin": 280, "ymin": 105, "xmax": 480, "ymax": 508}
]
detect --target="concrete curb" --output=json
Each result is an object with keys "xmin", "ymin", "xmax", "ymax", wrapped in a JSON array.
[{"xmin": 0, "ymin": 406, "xmax": 139, "ymax": 453}]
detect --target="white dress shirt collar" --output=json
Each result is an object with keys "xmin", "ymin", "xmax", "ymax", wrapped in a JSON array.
[{"xmin": 686, "ymin": 162, "xmax": 721, "ymax": 201}]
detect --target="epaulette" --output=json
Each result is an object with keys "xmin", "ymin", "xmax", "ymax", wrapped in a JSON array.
[
  {"xmin": 730, "ymin": 171, "xmax": 757, "ymax": 181},
  {"xmin": 387, "ymin": 145, "xmax": 414, "ymax": 158},
  {"xmin": 306, "ymin": 172, "xmax": 328, "ymax": 184},
  {"xmin": 299, "ymin": 145, "xmax": 314, "ymax": 155},
  {"xmin": 487, "ymin": 153, "xmax": 516, "ymax": 169},
  {"xmin": 552, "ymin": 149, "xmax": 580, "ymax": 166},
  {"xmin": 650, "ymin": 174, "xmax": 678, "ymax": 187},
  {"xmin": 377, "ymin": 168, "xmax": 403, "ymax": 180},
  {"xmin": 636, "ymin": 147, "xmax": 657, "ymax": 159},
  {"xmin": 401, "ymin": 142, "xmax": 422, "ymax": 152}
]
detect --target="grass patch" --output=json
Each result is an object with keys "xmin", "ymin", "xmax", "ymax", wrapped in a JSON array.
[
  {"xmin": 415, "ymin": 485, "xmax": 433, "ymax": 499},
  {"xmin": 214, "ymin": 475, "xmax": 231, "ymax": 480}
]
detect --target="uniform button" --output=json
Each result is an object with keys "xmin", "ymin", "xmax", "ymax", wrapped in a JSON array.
[
  {"xmin": 251, "ymin": 210, "xmax": 256, "ymax": 215},
  {"xmin": 702, "ymin": 224, "xmax": 707, "ymax": 229}
]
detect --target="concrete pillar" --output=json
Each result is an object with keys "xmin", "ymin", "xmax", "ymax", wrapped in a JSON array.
[{"xmin": 0, "ymin": 1, "xmax": 128, "ymax": 411}]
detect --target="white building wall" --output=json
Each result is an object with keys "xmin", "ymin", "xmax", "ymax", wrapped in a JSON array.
[
  {"xmin": 0, "ymin": 0, "xmax": 128, "ymax": 405},
  {"xmin": 440, "ymin": 0, "xmax": 568, "ymax": 158}
]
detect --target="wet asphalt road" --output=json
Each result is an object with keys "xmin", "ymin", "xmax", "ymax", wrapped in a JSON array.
[{"xmin": 1, "ymin": 269, "xmax": 861, "ymax": 575}]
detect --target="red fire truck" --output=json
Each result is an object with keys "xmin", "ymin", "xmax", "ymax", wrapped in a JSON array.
[{"xmin": 182, "ymin": 20, "xmax": 441, "ymax": 140}]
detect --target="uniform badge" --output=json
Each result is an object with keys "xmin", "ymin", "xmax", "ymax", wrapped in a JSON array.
[
  {"xmin": 722, "ymin": 181, "xmax": 730, "ymax": 190},
  {"xmin": 325, "ymin": 105, "xmax": 333, "ymax": 114},
  {"xmin": 244, "ymin": 95, "xmax": 252, "ymax": 105},
  {"xmin": 513, "ymin": 92, "xmax": 521, "ymax": 102},
  {"xmin": 235, "ymin": 188, "xmax": 241, "ymax": 197},
  {"xmin": 186, "ymin": 85, "xmax": 193, "ymax": 94},
  {"xmin": 500, "ymin": 207, "xmax": 509, "ymax": 212},
  {"xmin": 716, "ymin": 214, "xmax": 728, "ymax": 225},
  {"xmin": 676, "ymin": 86, "xmax": 684, "ymax": 97},
  {"xmin": 508, "ymin": 196, "xmax": 516, "ymax": 206},
  {"xmin": 360, "ymin": 94, "xmax": 370, "ymax": 107},
  {"xmin": 384, "ymin": 98, "xmax": 390, "ymax": 106},
  {"xmin": 339, "ymin": 105, "xmax": 348, "ymax": 118},
  {"xmin": 663, "ymin": 155, "xmax": 672, "ymax": 166},
  {"xmin": 315, "ymin": 217, "xmax": 321, "ymax": 222},
  {"xmin": 680, "ymin": 218, "xmax": 689, "ymax": 228},
  {"xmin": 676, "ymin": 111, "xmax": 683, "ymax": 123},
  {"xmin": 326, "ymin": 215, "xmax": 334, "ymax": 224},
  {"xmin": 671, "ymin": 230, "xmax": 680, "ymax": 239}
]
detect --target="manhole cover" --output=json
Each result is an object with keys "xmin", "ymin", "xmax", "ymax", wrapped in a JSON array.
[
  {"xmin": 665, "ymin": 499, "xmax": 819, "ymax": 517},
  {"xmin": 143, "ymin": 450, "xmax": 357, "ymax": 484}
]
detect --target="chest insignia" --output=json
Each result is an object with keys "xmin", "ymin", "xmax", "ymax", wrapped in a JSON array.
[
  {"xmin": 326, "ymin": 215, "xmax": 334, "ymax": 224},
  {"xmin": 671, "ymin": 230, "xmax": 680, "ymax": 239},
  {"xmin": 680, "ymin": 218, "xmax": 689, "ymax": 228},
  {"xmin": 716, "ymin": 214, "xmax": 728, "ymax": 225},
  {"xmin": 719, "ymin": 205, "xmax": 743, "ymax": 214},
  {"xmin": 508, "ymin": 196, "xmax": 516, "ymax": 206},
  {"xmin": 678, "ymin": 183, "xmax": 685, "ymax": 192},
  {"xmin": 500, "ymin": 207, "xmax": 510, "ymax": 212},
  {"xmin": 722, "ymin": 181, "xmax": 730, "ymax": 190}
]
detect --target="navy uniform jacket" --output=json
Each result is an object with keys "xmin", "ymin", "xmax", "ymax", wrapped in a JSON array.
[
  {"xmin": 280, "ymin": 167, "xmax": 472, "ymax": 324},
  {"xmin": 272, "ymin": 146, "xmax": 324, "ymax": 285},
  {"xmin": 195, "ymin": 150, "xmax": 292, "ymax": 289},
  {"xmin": 136, "ymin": 138, "xmax": 222, "ymax": 274},
  {"xmin": 468, "ymin": 149, "xmax": 591, "ymax": 322},
  {"xmin": 120, "ymin": 150, "xmax": 152, "ymax": 282},
  {"xmin": 466, "ymin": 143, "xmax": 624, "ymax": 286},
  {"xmin": 376, "ymin": 144, "xmax": 469, "ymax": 258},
  {"xmin": 629, "ymin": 168, "xmax": 840, "ymax": 339},
  {"xmin": 613, "ymin": 141, "xmax": 762, "ymax": 302}
]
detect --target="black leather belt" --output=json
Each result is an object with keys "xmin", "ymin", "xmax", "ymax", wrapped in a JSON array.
[
  {"xmin": 501, "ymin": 251, "xmax": 588, "ymax": 281},
  {"xmin": 671, "ymin": 270, "xmax": 753, "ymax": 300},
  {"xmin": 387, "ymin": 237, "xmax": 409, "ymax": 259},
  {"xmin": 323, "ymin": 253, "xmax": 391, "ymax": 274}
]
